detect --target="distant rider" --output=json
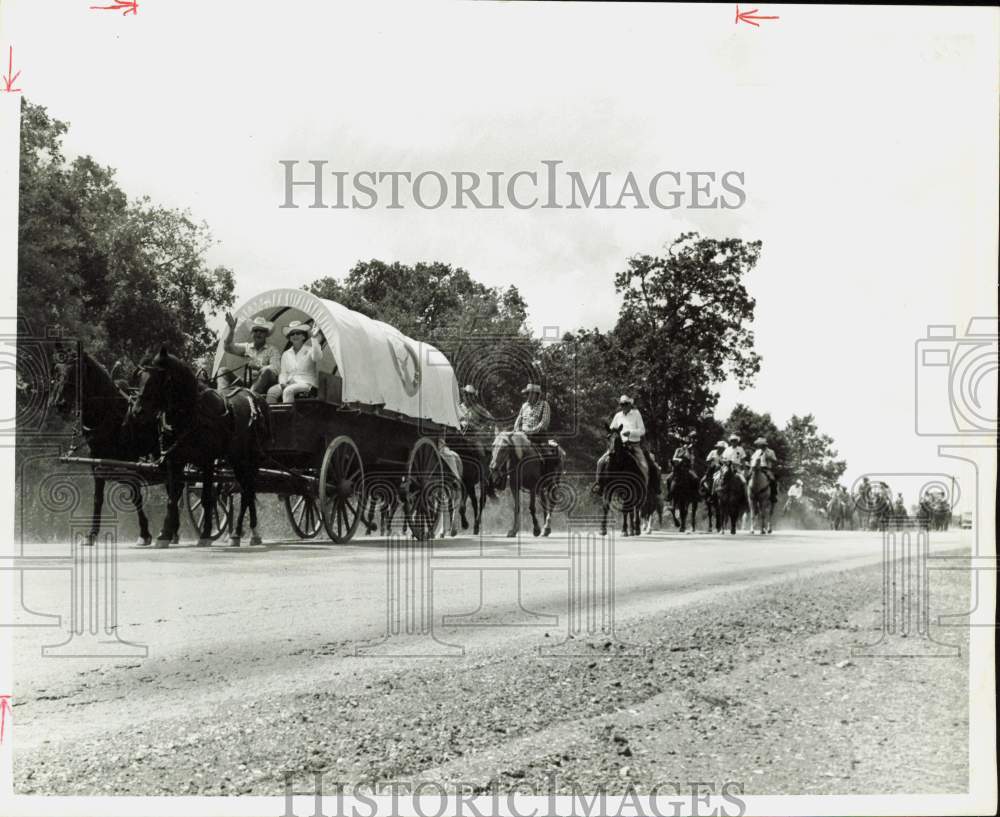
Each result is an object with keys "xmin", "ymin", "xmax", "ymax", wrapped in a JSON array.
[
  {"xmin": 595, "ymin": 395, "xmax": 651, "ymax": 490},
  {"xmin": 749, "ymin": 437, "xmax": 779, "ymax": 504}
]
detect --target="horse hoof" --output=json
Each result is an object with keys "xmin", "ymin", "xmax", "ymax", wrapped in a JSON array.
[
  {"xmin": 450, "ymin": 528, "xmax": 458, "ymax": 538},
  {"xmin": 196, "ymin": 538, "xmax": 213, "ymax": 548},
  {"xmin": 599, "ymin": 528, "xmax": 607, "ymax": 536},
  {"xmin": 506, "ymin": 529, "xmax": 517, "ymax": 538},
  {"xmin": 532, "ymin": 527, "xmax": 541, "ymax": 537},
  {"xmin": 171, "ymin": 536, "xmax": 179, "ymax": 545},
  {"xmin": 154, "ymin": 539, "xmax": 171, "ymax": 549},
  {"xmin": 543, "ymin": 527, "xmax": 551, "ymax": 537},
  {"xmin": 249, "ymin": 534, "xmax": 263, "ymax": 546},
  {"xmin": 228, "ymin": 536, "xmax": 241, "ymax": 547},
  {"xmin": 135, "ymin": 537, "xmax": 152, "ymax": 548}
]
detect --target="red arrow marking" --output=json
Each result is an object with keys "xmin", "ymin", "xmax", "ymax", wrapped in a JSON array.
[
  {"xmin": 0, "ymin": 695, "xmax": 11, "ymax": 744},
  {"xmin": 735, "ymin": 4, "xmax": 780, "ymax": 26},
  {"xmin": 2, "ymin": 46, "xmax": 22, "ymax": 93},
  {"xmin": 90, "ymin": 0, "xmax": 138, "ymax": 15}
]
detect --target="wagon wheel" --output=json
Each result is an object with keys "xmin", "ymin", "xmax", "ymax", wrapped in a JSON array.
[
  {"xmin": 319, "ymin": 435, "xmax": 366, "ymax": 543},
  {"xmin": 283, "ymin": 493, "xmax": 322, "ymax": 539},
  {"xmin": 405, "ymin": 437, "xmax": 447, "ymax": 541},
  {"xmin": 184, "ymin": 481, "xmax": 235, "ymax": 541}
]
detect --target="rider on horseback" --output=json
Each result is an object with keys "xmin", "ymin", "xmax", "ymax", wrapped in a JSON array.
[
  {"xmin": 720, "ymin": 434, "xmax": 747, "ymax": 484},
  {"xmin": 749, "ymin": 437, "xmax": 779, "ymax": 504},
  {"xmin": 458, "ymin": 384, "xmax": 495, "ymax": 457},
  {"xmin": 511, "ymin": 383, "xmax": 551, "ymax": 460},
  {"xmin": 594, "ymin": 395, "xmax": 651, "ymax": 490},
  {"xmin": 704, "ymin": 439, "xmax": 727, "ymax": 483},
  {"xmin": 667, "ymin": 430, "xmax": 699, "ymax": 501}
]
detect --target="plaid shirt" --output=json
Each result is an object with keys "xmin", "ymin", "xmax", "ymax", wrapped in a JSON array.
[
  {"xmin": 232, "ymin": 341, "xmax": 280, "ymax": 372},
  {"xmin": 514, "ymin": 399, "xmax": 550, "ymax": 434}
]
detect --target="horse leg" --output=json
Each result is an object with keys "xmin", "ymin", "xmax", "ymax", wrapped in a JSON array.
[
  {"xmin": 506, "ymin": 473, "xmax": 519, "ymax": 538},
  {"xmin": 198, "ymin": 462, "xmax": 216, "ymax": 547},
  {"xmin": 600, "ymin": 491, "xmax": 609, "ymax": 536},
  {"xmin": 87, "ymin": 474, "xmax": 105, "ymax": 547},
  {"xmin": 529, "ymin": 485, "xmax": 541, "ymax": 537},
  {"xmin": 449, "ymin": 483, "xmax": 458, "ymax": 537},
  {"xmin": 131, "ymin": 480, "xmax": 151, "ymax": 546},
  {"xmin": 474, "ymin": 477, "xmax": 485, "ymax": 535},
  {"xmin": 157, "ymin": 465, "xmax": 182, "ymax": 548},
  {"xmin": 459, "ymin": 476, "xmax": 470, "ymax": 531}
]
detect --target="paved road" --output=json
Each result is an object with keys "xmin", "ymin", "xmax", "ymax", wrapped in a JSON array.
[{"xmin": 7, "ymin": 527, "xmax": 971, "ymax": 794}]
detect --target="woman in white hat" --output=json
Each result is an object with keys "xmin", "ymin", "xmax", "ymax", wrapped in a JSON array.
[
  {"xmin": 266, "ymin": 320, "xmax": 325, "ymax": 404},
  {"xmin": 223, "ymin": 313, "xmax": 281, "ymax": 395}
]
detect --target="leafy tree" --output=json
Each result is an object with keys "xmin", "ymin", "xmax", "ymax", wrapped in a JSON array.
[
  {"xmin": 782, "ymin": 414, "xmax": 847, "ymax": 499},
  {"xmin": 16, "ymin": 99, "xmax": 235, "ymax": 379},
  {"xmin": 611, "ymin": 232, "xmax": 762, "ymax": 462}
]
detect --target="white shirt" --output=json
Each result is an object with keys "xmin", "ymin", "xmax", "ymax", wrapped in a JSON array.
[
  {"xmin": 750, "ymin": 447, "xmax": 777, "ymax": 468},
  {"xmin": 721, "ymin": 445, "xmax": 745, "ymax": 464},
  {"xmin": 787, "ymin": 484, "xmax": 803, "ymax": 499},
  {"xmin": 279, "ymin": 339, "xmax": 322, "ymax": 387},
  {"xmin": 610, "ymin": 409, "xmax": 645, "ymax": 442}
]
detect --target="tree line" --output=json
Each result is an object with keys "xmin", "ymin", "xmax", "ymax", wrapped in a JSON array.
[{"xmin": 16, "ymin": 99, "xmax": 846, "ymax": 503}]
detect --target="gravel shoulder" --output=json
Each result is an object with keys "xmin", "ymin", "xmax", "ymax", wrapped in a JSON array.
[{"xmin": 13, "ymin": 545, "xmax": 971, "ymax": 797}]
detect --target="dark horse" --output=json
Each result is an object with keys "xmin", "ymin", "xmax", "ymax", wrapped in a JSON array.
[
  {"xmin": 489, "ymin": 432, "xmax": 562, "ymax": 537},
  {"xmin": 715, "ymin": 463, "xmax": 747, "ymax": 535},
  {"xmin": 666, "ymin": 461, "xmax": 700, "ymax": 533},
  {"xmin": 598, "ymin": 430, "xmax": 650, "ymax": 537},
  {"xmin": 48, "ymin": 349, "xmax": 160, "ymax": 546},
  {"xmin": 131, "ymin": 347, "xmax": 269, "ymax": 547},
  {"xmin": 700, "ymin": 471, "xmax": 721, "ymax": 532},
  {"xmin": 447, "ymin": 433, "xmax": 494, "ymax": 535}
]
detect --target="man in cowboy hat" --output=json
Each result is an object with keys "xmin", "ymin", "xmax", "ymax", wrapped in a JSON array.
[
  {"xmin": 223, "ymin": 313, "xmax": 281, "ymax": 396},
  {"xmin": 594, "ymin": 395, "xmax": 650, "ymax": 490},
  {"xmin": 703, "ymin": 439, "xmax": 728, "ymax": 488},
  {"xmin": 458, "ymin": 384, "xmax": 494, "ymax": 434},
  {"xmin": 748, "ymin": 436, "xmax": 779, "ymax": 503},
  {"xmin": 511, "ymin": 382, "xmax": 551, "ymax": 459},
  {"xmin": 266, "ymin": 320, "xmax": 325, "ymax": 404}
]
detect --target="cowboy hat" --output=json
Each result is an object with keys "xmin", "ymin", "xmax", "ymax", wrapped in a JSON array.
[
  {"xmin": 247, "ymin": 317, "xmax": 274, "ymax": 336},
  {"xmin": 687, "ymin": 430, "xmax": 698, "ymax": 438},
  {"xmin": 462, "ymin": 384, "xmax": 478, "ymax": 396},
  {"xmin": 754, "ymin": 437, "xmax": 768, "ymax": 446},
  {"xmin": 618, "ymin": 394, "xmax": 633, "ymax": 404},
  {"xmin": 715, "ymin": 440, "xmax": 727, "ymax": 448},
  {"xmin": 282, "ymin": 320, "xmax": 312, "ymax": 338},
  {"xmin": 521, "ymin": 383, "xmax": 541, "ymax": 394},
  {"xmin": 728, "ymin": 434, "xmax": 740, "ymax": 442}
]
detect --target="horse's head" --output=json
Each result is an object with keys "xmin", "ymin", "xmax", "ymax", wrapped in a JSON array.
[
  {"xmin": 489, "ymin": 431, "xmax": 517, "ymax": 491},
  {"xmin": 131, "ymin": 346, "xmax": 191, "ymax": 423}
]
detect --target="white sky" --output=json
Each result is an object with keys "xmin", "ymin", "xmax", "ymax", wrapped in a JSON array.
[{"xmin": 2, "ymin": 1, "xmax": 997, "ymax": 495}]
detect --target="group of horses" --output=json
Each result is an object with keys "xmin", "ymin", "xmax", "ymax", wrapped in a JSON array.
[
  {"xmin": 824, "ymin": 484, "xmax": 952, "ymax": 532},
  {"xmin": 45, "ymin": 346, "xmax": 567, "ymax": 547},
  {"xmin": 48, "ymin": 346, "xmax": 270, "ymax": 547},
  {"xmin": 48, "ymin": 347, "xmax": 953, "ymax": 546},
  {"xmin": 595, "ymin": 431, "xmax": 775, "ymax": 537}
]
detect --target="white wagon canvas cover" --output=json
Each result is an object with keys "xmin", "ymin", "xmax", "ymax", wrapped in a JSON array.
[{"xmin": 212, "ymin": 288, "xmax": 462, "ymax": 428}]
